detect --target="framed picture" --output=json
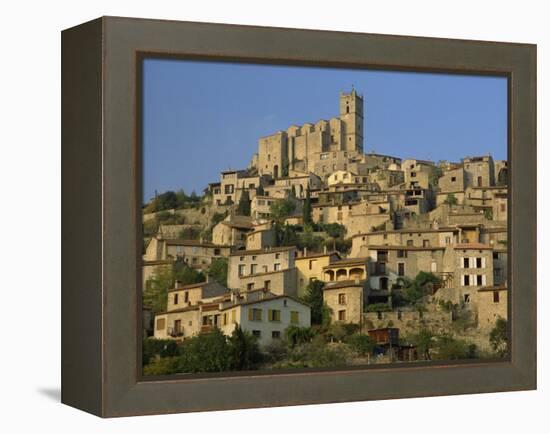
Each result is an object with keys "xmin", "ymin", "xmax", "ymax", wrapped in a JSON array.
[{"xmin": 61, "ymin": 16, "xmax": 536, "ymax": 417}]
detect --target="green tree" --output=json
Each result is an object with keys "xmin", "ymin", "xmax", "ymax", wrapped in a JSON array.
[
  {"xmin": 346, "ymin": 334, "xmax": 375, "ymax": 356},
  {"xmin": 489, "ymin": 317, "xmax": 508, "ymax": 357},
  {"xmin": 178, "ymin": 329, "xmax": 232, "ymax": 373},
  {"xmin": 178, "ymin": 227, "xmax": 201, "ymax": 239},
  {"xmin": 398, "ymin": 272, "xmax": 441, "ymax": 306},
  {"xmin": 435, "ymin": 335, "xmax": 478, "ymax": 360},
  {"xmin": 444, "ymin": 193, "xmax": 458, "ymax": 206},
  {"xmin": 285, "ymin": 326, "xmax": 315, "ymax": 347},
  {"xmin": 236, "ymin": 190, "xmax": 251, "ymax": 216},
  {"xmin": 270, "ymin": 199, "xmax": 295, "ymax": 224},
  {"xmin": 143, "ymin": 356, "xmax": 181, "ymax": 376},
  {"xmin": 142, "ymin": 338, "xmax": 180, "ymax": 365},
  {"xmin": 228, "ymin": 326, "xmax": 262, "ymax": 370},
  {"xmin": 210, "ymin": 211, "xmax": 227, "ymax": 228},
  {"xmin": 302, "ymin": 187, "xmax": 313, "ymax": 227},
  {"xmin": 173, "ymin": 260, "xmax": 205, "ymax": 285},
  {"xmin": 408, "ymin": 328, "xmax": 435, "ymax": 360},
  {"xmin": 143, "ymin": 266, "xmax": 173, "ymax": 315},
  {"xmin": 302, "ymin": 280, "xmax": 325, "ymax": 325},
  {"xmin": 207, "ymin": 258, "xmax": 228, "ymax": 286}
]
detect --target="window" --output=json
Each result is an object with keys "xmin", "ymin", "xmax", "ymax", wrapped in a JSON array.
[
  {"xmin": 398, "ymin": 263, "xmax": 405, "ymax": 276},
  {"xmin": 174, "ymin": 320, "xmax": 182, "ymax": 333},
  {"xmin": 464, "ymin": 275, "xmax": 470, "ymax": 286},
  {"xmin": 463, "ymin": 257, "xmax": 470, "ymax": 268},
  {"xmin": 338, "ymin": 293, "xmax": 346, "ymax": 305},
  {"xmin": 423, "ymin": 239, "xmax": 430, "ymax": 247},
  {"xmin": 476, "ymin": 258, "xmax": 482, "ymax": 268},
  {"xmin": 250, "ymin": 264, "xmax": 257, "ymax": 274},
  {"xmin": 268, "ymin": 309, "xmax": 281, "ymax": 322},
  {"xmin": 493, "ymin": 291, "xmax": 500, "ymax": 303},
  {"xmin": 397, "ymin": 250, "xmax": 407, "ymax": 258},
  {"xmin": 248, "ymin": 308, "xmax": 263, "ymax": 321},
  {"xmin": 184, "ymin": 292, "xmax": 189, "ymax": 303},
  {"xmin": 214, "ymin": 248, "xmax": 221, "ymax": 255},
  {"xmin": 476, "ymin": 275, "xmax": 483, "ymax": 286},
  {"xmin": 252, "ymin": 330, "xmax": 261, "ymax": 338},
  {"xmin": 239, "ymin": 256, "xmax": 244, "ymax": 261},
  {"xmin": 464, "ymin": 294, "xmax": 471, "ymax": 303},
  {"xmin": 275, "ymin": 253, "xmax": 280, "ymax": 259},
  {"xmin": 272, "ymin": 331, "xmax": 281, "ymax": 339},
  {"xmin": 309, "ymin": 259, "xmax": 317, "ymax": 270},
  {"xmin": 222, "ymin": 313, "xmax": 228, "ymax": 326},
  {"xmin": 500, "ymin": 203, "xmax": 506, "ymax": 212},
  {"xmin": 264, "ymin": 280, "xmax": 271, "ymax": 290},
  {"xmin": 337, "ymin": 212, "xmax": 343, "ymax": 221},
  {"xmin": 252, "ymin": 255, "xmax": 257, "ymax": 260},
  {"xmin": 451, "ymin": 176, "xmax": 456, "ymax": 182},
  {"xmin": 231, "ymin": 309, "xmax": 236, "ymax": 324},
  {"xmin": 238, "ymin": 264, "xmax": 246, "ymax": 276},
  {"xmin": 173, "ymin": 293, "xmax": 179, "ymax": 305},
  {"xmin": 338, "ymin": 310, "xmax": 346, "ymax": 321},
  {"xmin": 247, "ymin": 283, "xmax": 254, "ymax": 291},
  {"xmin": 445, "ymin": 236, "xmax": 451, "ymax": 245},
  {"xmin": 274, "ymin": 263, "xmax": 281, "ymax": 271},
  {"xmin": 411, "ymin": 172, "xmax": 417, "ymax": 177},
  {"xmin": 156, "ymin": 318, "xmax": 166, "ymax": 330},
  {"xmin": 290, "ymin": 311, "xmax": 300, "ymax": 324}
]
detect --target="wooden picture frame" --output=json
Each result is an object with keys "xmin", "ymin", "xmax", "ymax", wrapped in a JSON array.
[{"xmin": 61, "ymin": 16, "xmax": 536, "ymax": 417}]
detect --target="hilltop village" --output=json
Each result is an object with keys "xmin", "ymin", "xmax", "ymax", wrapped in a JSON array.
[{"xmin": 142, "ymin": 90, "xmax": 508, "ymax": 374}]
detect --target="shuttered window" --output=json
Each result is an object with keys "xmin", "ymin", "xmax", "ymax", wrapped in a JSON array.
[
  {"xmin": 156, "ymin": 318, "xmax": 166, "ymax": 330},
  {"xmin": 268, "ymin": 309, "xmax": 281, "ymax": 322},
  {"xmin": 290, "ymin": 311, "xmax": 299, "ymax": 324}
]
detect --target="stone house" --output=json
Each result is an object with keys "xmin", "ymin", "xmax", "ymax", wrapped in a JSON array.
[
  {"xmin": 323, "ymin": 279, "xmax": 366, "ymax": 324},
  {"xmin": 476, "ymin": 285, "xmax": 507, "ymax": 330},
  {"xmin": 212, "ymin": 170, "xmax": 268, "ymax": 206},
  {"xmin": 463, "ymin": 155, "xmax": 495, "ymax": 188},
  {"xmin": 144, "ymin": 233, "xmax": 232, "ymax": 269},
  {"xmin": 153, "ymin": 280, "xmax": 229, "ymax": 340},
  {"xmin": 212, "ymin": 215, "xmax": 255, "ymax": 248},
  {"xmin": 438, "ymin": 167, "xmax": 466, "ymax": 194},
  {"xmin": 245, "ymin": 227, "xmax": 277, "ymax": 251},
  {"xmin": 227, "ymin": 246, "xmax": 298, "ymax": 291},
  {"xmin": 492, "ymin": 192, "xmax": 508, "ymax": 222},
  {"xmin": 402, "ymin": 159, "xmax": 435, "ymax": 190},
  {"xmin": 449, "ymin": 243, "xmax": 494, "ymax": 305}
]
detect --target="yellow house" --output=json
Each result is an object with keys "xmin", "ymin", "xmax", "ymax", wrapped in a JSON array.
[{"xmin": 294, "ymin": 251, "xmax": 341, "ymax": 297}]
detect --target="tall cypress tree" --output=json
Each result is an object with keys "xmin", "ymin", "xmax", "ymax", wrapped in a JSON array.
[
  {"xmin": 302, "ymin": 187, "xmax": 313, "ymax": 227},
  {"xmin": 236, "ymin": 190, "xmax": 251, "ymax": 216}
]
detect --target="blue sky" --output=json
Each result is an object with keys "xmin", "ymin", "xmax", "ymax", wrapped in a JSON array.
[{"xmin": 142, "ymin": 58, "xmax": 507, "ymax": 202}]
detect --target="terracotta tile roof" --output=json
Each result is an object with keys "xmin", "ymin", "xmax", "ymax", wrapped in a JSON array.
[
  {"xmin": 165, "ymin": 239, "xmax": 232, "ymax": 248},
  {"xmin": 454, "ymin": 243, "xmax": 493, "ymax": 250},
  {"xmin": 478, "ymin": 285, "xmax": 508, "ymax": 292},
  {"xmin": 229, "ymin": 246, "xmax": 296, "ymax": 256},
  {"xmin": 323, "ymin": 257, "xmax": 368, "ymax": 268},
  {"xmin": 324, "ymin": 279, "xmax": 366, "ymax": 290},
  {"xmin": 295, "ymin": 251, "xmax": 341, "ymax": 261}
]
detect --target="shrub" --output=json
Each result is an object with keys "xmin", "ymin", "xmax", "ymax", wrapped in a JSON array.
[
  {"xmin": 142, "ymin": 338, "xmax": 180, "ymax": 365},
  {"xmin": 228, "ymin": 326, "xmax": 263, "ymax": 370},
  {"xmin": 285, "ymin": 326, "xmax": 315, "ymax": 347},
  {"xmin": 346, "ymin": 334, "xmax": 375, "ymax": 356},
  {"xmin": 366, "ymin": 302, "xmax": 391, "ymax": 312},
  {"xmin": 143, "ymin": 356, "xmax": 181, "ymax": 376},
  {"xmin": 178, "ymin": 329, "xmax": 232, "ymax": 373}
]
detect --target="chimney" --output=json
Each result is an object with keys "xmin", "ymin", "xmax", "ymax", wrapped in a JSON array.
[
  {"xmin": 205, "ymin": 274, "xmax": 210, "ymax": 283},
  {"xmin": 324, "ymin": 245, "xmax": 327, "ymax": 254},
  {"xmin": 304, "ymin": 247, "xmax": 308, "ymax": 257},
  {"xmin": 174, "ymin": 280, "xmax": 180, "ymax": 289}
]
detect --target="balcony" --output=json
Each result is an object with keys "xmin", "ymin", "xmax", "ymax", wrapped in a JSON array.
[{"xmin": 167, "ymin": 327, "xmax": 184, "ymax": 338}]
